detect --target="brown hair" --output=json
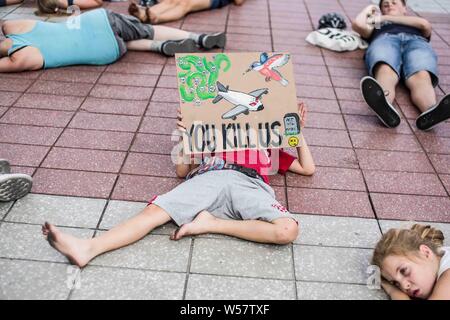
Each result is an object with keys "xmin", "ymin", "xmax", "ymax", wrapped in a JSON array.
[
  {"xmin": 35, "ymin": 0, "xmax": 71, "ymax": 16},
  {"xmin": 372, "ymin": 224, "xmax": 445, "ymax": 268},
  {"xmin": 379, "ymin": 0, "xmax": 407, "ymax": 9}
]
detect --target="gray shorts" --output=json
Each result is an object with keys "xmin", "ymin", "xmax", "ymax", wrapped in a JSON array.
[
  {"xmin": 106, "ymin": 10, "xmax": 154, "ymax": 58},
  {"xmin": 153, "ymin": 170, "xmax": 295, "ymax": 226}
]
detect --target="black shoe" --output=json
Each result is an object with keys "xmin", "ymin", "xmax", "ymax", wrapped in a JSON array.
[
  {"xmin": 139, "ymin": 0, "xmax": 158, "ymax": 7},
  {"xmin": 416, "ymin": 93, "xmax": 450, "ymax": 131},
  {"xmin": 360, "ymin": 76, "xmax": 401, "ymax": 128},
  {"xmin": 198, "ymin": 32, "xmax": 227, "ymax": 49},
  {"xmin": 160, "ymin": 39, "xmax": 201, "ymax": 57}
]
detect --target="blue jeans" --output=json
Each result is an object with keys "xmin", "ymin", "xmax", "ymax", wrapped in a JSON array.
[{"xmin": 365, "ymin": 32, "xmax": 439, "ymax": 87}]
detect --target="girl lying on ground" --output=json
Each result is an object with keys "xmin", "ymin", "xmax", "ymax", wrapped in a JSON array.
[
  {"xmin": 42, "ymin": 103, "xmax": 315, "ymax": 268},
  {"xmin": 0, "ymin": 8, "xmax": 226, "ymax": 72},
  {"xmin": 372, "ymin": 224, "xmax": 450, "ymax": 300},
  {"xmin": 129, "ymin": 0, "xmax": 245, "ymax": 25}
]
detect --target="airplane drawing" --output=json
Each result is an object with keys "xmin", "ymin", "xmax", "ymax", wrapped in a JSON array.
[{"xmin": 213, "ymin": 81, "xmax": 269, "ymax": 120}]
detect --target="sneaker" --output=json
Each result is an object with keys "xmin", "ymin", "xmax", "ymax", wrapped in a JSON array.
[
  {"xmin": 161, "ymin": 39, "xmax": 201, "ymax": 56},
  {"xmin": 360, "ymin": 76, "xmax": 401, "ymax": 128},
  {"xmin": 0, "ymin": 159, "xmax": 11, "ymax": 175},
  {"xmin": 199, "ymin": 32, "xmax": 227, "ymax": 49},
  {"xmin": 0, "ymin": 173, "xmax": 33, "ymax": 202},
  {"xmin": 139, "ymin": 0, "xmax": 158, "ymax": 6},
  {"xmin": 416, "ymin": 93, "xmax": 450, "ymax": 131}
]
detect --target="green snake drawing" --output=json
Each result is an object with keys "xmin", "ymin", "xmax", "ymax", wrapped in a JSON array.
[{"xmin": 177, "ymin": 54, "xmax": 231, "ymax": 104}]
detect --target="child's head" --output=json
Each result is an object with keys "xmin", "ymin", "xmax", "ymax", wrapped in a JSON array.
[
  {"xmin": 372, "ymin": 224, "xmax": 445, "ymax": 299},
  {"xmin": 36, "ymin": 0, "xmax": 60, "ymax": 14},
  {"xmin": 378, "ymin": 0, "xmax": 407, "ymax": 16}
]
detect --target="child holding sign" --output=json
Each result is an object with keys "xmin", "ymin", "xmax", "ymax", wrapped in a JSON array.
[{"xmin": 42, "ymin": 103, "xmax": 314, "ymax": 268}]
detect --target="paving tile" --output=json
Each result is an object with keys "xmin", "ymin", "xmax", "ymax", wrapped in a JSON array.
[
  {"xmin": 379, "ymin": 220, "xmax": 450, "ymax": 241},
  {"xmin": 355, "ymin": 149, "xmax": 434, "ymax": 173},
  {"xmin": 90, "ymin": 84, "xmax": 153, "ymax": 100},
  {"xmin": 80, "ymin": 97, "xmax": 148, "ymax": 116},
  {"xmin": 294, "ymin": 245, "xmax": 373, "ymax": 284},
  {"xmin": 27, "ymin": 80, "xmax": 93, "ymax": 97},
  {"xmin": 297, "ymin": 85, "xmax": 335, "ymax": 100},
  {"xmin": 286, "ymin": 167, "xmax": 366, "ymax": 191},
  {"xmin": 14, "ymin": 93, "xmax": 84, "ymax": 111},
  {"xmin": 0, "ymin": 202, "xmax": 13, "ymax": 220},
  {"xmin": 69, "ymin": 113, "xmax": 141, "ymax": 132},
  {"xmin": 131, "ymin": 133, "xmax": 177, "ymax": 154},
  {"xmin": 327, "ymin": 67, "xmax": 367, "ymax": 79},
  {"xmin": 6, "ymin": 194, "xmax": 106, "ymax": 228},
  {"xmin": 145, "ymin": 102, "xmax": 178, "ymax": 118},
  {"xmin": 99, "ymin": 200, "xmax": 177, "ymax": 235},
  {"xmin": 9, "ymin": 166, "xmax": 36, "ymax": 176},
  {"xmin": 105, "ymin": 62, "xmax": 164, "ymax": 75},
  {"xmin": 0, "ymin": 124, "xmax": 62, "ymax": 146},
  {"xmin": 32, "ymin": 168, "xmax": 117, "ymax": 198},
  {"xmin": 191, "ymin": 238, "xmax": 294, "ymax": 280},
  {"xmin": 140, "ymin": 116, "xmax": 177, "ymax": 135},
  {"xmin": 70, "ymin": 266, "xmax": 185, "ymax": 300},
  {"xmin": 0, "ymin": 108, "xmax": 73, "ymax": 127},
  {"xmin": 415, "ymin": 133, "xmax": 450, "ymax": 154},
  {"xmin": 186, "ymin": 274, "xmax": 296, "ymax": 300},
  {"xmin": 296, "ymin": 282, "xmax": 387, "ymax": 300},
  {"xmin": 151, "ymin": 88, "xmax": 180, "ymax": 103},
  {"xmin": 429, "ymin": 154, "xmax": 450, "ymax": 174},
  {"xmin": 122, "ymin": 153, "xmax": 176, "ymax": 177},
  {"xmin": 42, "ymin": 147, "xmax": 126, "ymax": 173},
  {"xmin": 363, "ymin": 170, "xmax": 447, "ymax": 196},
  {"xmin": 300, "ymin": 98, "xmax": 341, "ymax": 114},
  {"xmin": 294, "ymin": 64, "xmax": 328, "ymax": 76},
  {"xmin": 294, "ymin": 214, "xmax": 381, "ymax": 248},
  {"xmin": 112, "ymin": 175, "xmax": 181, "ymax": 202},
  {"xmin": 0, "ymin": 77, "xmax": 34, "ymax": 92},
  {"xmin": 287, "ymin": 188, "xmax": 374, "ymax": 218},
  {"xmin": 305, "ymin": 128, "xmax": 352, "ymax": 148},
  {"xmin": 0, "ymin": 91, "xmax": 23, "ymax": 107},
  {"xmin": 349, "ymin": 131, "xmax": 422, "ymax": 152},
  {"xmin": 309, "ymin": 146, "xmax": 359, "ymax": 169},
  {"xmin": 306, "ymin": 113, "xmax": 346, "ymax": 130},
  {"xmin": 340, "ymin": 100, "xmax": 375, "ymax": 116},
  {"xmin": 157, "ymin": 75, "xmax": 177, "ymax": 89},
  {"xmin": 371, "ymin": 193, "xmax": 450, "ymax": 222},
  {"xmin": 99, "ymin": 73, "xmax": 158, "ymax": 88},
  {"xmin": 56, "ymin": 129, "xmax": 134, "ymax": 151},
  {"xmin": 0, "ymin": 223, "xmax": 94, "ymax": 263},
  {"xmin": 344, "ymin": 114, "xmax": 412, "ymax": 134},
  {"xmin": 440, "ymin": 174, "xmax": 450, "ymax": 194},
  {"xmin": 0, "ymin": 143, "xmax": 49, "ymax": 167},
  {"xmin": 0, "ymin": 106, "xmax": 7, "ymax": 117},
  {"xmin": 0, "ymin": 259, "xmax": 72, "ymax": 300},
  {"xmin": 40, "ymin": 69, "xmax": 101, "ymax": 84},
  {"xmin": 112, "ymin": 52, "xmax": 167, "ymax": 65},
  {"xmin": 90, "ymin": 232, "xmax": 190, "ymax": 272}
]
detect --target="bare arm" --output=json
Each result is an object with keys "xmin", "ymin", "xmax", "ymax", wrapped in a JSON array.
[
  {"xmin": 381, "ymin": 280, "xmax": 411, "ymax": 300},
  {"xmin": 428, "ymin": 270, "xmax": 450, "ymax": 300},
  {"xmin": 61, "ymin": 0, "xmax": 103, "ymax": 9},
  {"xmin": 352, "ymin": 4, "xmax": 379, "ymax": 39},
  {"xmin": 288, "ymin": 102, "xmax": 315, "ymax": 176},
  {"xmin": 175, "ymin": 108, "xmax": 199, "ymax": 178},
  {"xmin": 0, "ymin": 48, "xmax": 42, "ymax": 73},
  {"xmin": 381, "ymin": 15, "xmax": 432, "ymax": 38}
]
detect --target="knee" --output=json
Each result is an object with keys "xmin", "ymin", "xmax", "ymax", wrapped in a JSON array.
[
  {"xmin": 374, "ymin": 63, "xmax": 397, "ymax": 77},
  {"xmin": 234, "ymin": 0, "xmax": 246, "ymax": 5},
  {"xmin": 409, "ymin": 70, "xmax": 431, "ymax": 84},
  {"xmin": 274, "ymin": 219, "xmax": 299, "ymax": 245}
]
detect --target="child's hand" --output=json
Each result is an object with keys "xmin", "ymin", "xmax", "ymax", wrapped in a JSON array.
[
  {"xmin": 298, "ymin": 102, "xmax": 307, "ymax": 129},
  {"xmin": 177, "ymin": 108, "xmax": 186, "ymax": 133}
]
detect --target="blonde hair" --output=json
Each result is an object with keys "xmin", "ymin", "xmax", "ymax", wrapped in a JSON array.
[{"xmin": 372, "ymin": 224, "xmax": 445, "ymax": 268}]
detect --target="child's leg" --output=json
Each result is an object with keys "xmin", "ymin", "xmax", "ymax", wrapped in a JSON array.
[
  {"xmin": 171, "ymin": 211, "xmax": 298, "ymax": 245},
  {"xmin": 374, "ymin": 63, "xmax": 399, "ymax": 103},
  {"xmin": 149, "ymin": 0, "xmax": 211, "ymax": 24},
  {"xmin": 42, "ymin": 204, "xmax": 172, "ymax": 268},
  {"xmin": 405, "ymin": 70, "xmax": 437, "ymax": 113}
]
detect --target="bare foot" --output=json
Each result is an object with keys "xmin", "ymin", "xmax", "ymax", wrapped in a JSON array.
[
  {"xmin": 170, "ymin": 211, "xmax": 217, "ymax": 240},
  {"xmin": 128, "ymin": 3, "xmax": 148, "ymax": 22},
  {"xmin": 42, "ymin": 222, "xmax": 93, "ymax": 268}
]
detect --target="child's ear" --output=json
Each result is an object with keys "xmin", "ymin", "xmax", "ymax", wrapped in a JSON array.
[{"xmin": 419, "ymin": 244, "xmax": 432, "ymax": 258}]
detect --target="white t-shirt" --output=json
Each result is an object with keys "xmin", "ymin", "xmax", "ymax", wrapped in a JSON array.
[{"xmin": 438, "ymin": 247, "xmax": 450, "ymax": 279}]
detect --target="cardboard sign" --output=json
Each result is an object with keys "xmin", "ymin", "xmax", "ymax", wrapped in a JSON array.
[{"xmin": 175, "ymin": 52, "xmax": 301, "ymax": 154}]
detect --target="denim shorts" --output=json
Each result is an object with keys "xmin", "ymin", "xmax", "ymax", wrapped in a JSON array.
[{"xmin": 365, "ymin": 33, "xmax": 439, "ymax": 87}]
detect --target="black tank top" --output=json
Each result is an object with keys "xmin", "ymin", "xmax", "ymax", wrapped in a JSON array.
[{"xmin": 368, "ymin": 22, "xmax": 429, "ymax": 43}]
